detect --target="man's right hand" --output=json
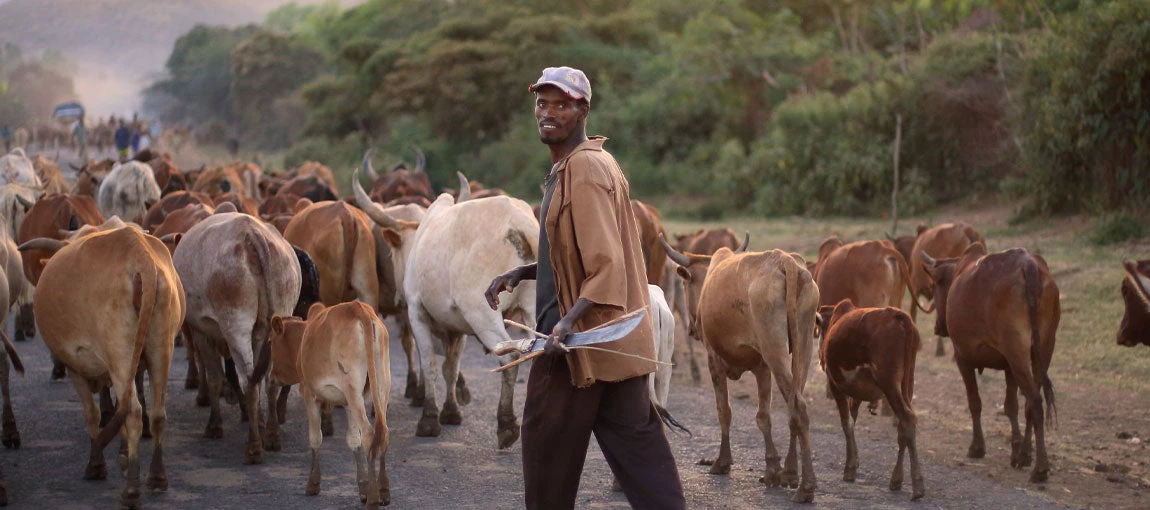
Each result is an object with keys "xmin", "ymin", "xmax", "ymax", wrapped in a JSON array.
[{"xmin": 486, "ymin": 269, "xmax": 522, "ymax": 311}]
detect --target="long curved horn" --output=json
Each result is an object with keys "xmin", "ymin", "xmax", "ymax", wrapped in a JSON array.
[
  {"xmin": 15, "ymin": 194, "xmax": 34, "ymax": 210},
  {"xmin": 17, "ymin": 238, "xmax": 67, "ymax": 254},
  {"xmin": 353, "ymin": 165, "xmax": 417, "ymax": 231},
  {"xmin": 735, "ymin": 232, "xmax": 750, "ymax": 252},
  {"xmin": 363, "ymin": 149, "xmax": 379, "ymax": 181},
  {"xmin": 921, "ymin": 252, "xmax": 936, "ymax": 266},
  {"xmin": 456, "ymin": 172, "xmax": 471, "ymax": 203},
  {"xmin": 660, "ymin": 234, "xmax": 691, "ymax": 267},
  {"xmin": 412, "ymin": 146, "xmax": 426, "ymax": 173}
]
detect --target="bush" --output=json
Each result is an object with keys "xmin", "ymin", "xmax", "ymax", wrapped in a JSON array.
[{"xmin": 1089, "ymin": 213, "xmax": 1145, "ymax": 246}]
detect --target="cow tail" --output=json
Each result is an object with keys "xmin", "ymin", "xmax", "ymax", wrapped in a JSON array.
[
  {"xmin": 1022, "ymin": 258, "xmax": 1056, "ymax": 429},
  {"xmin": 246, "ymin": 231, "xmax": 274, "ymax": 389},
  {"xmin": 95, "ymin": 265, "xmax": 158, "ymax": 450},
  {"xmin": 654, "ymin": 404, "xmax": 691, "ymax": 436},
  {"xmin": 901, "ymin": 313, "xmax": 920, "ymax": 424},
  {"xmin": 892, "ymin": 248, "xmax": 932, "ymax": 315},
  {"xmin": 784, "ymin": 258, "xmax": 807, "ymax": 389},
  {"xmin": 363, "ymin": 305, "xmax": 389, "ymax": 461}
]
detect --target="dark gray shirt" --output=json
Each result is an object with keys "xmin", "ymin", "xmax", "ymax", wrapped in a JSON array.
[{"xmin": 535, "ymin": 167, "xmax": 561, "ymax": 335}]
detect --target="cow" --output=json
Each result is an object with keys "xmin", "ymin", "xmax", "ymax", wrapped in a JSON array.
[
  {"xmin": 19, "ymin": 220, "xmax": 185, "ymax": 508},
  {"xmin": 191, "ymin": 163, "xmax": 260, "ymax": 200},
  {"xmin": 15, "ymin": 194, "xmax": 104, "ymax": 350},
  {"xmin": 664, "ymin": 241, "xmax": 819, "ymax": 503},
  {"xmin": 277, "ymin": 175, "xmax": 338, "ymax": 203},
  {"xmin": 661, "ymin": 228, "xmax": 745, "ymax": 383},
  {"xmin": 133, "ymin": 150, "xmax": 186, "ymax": 196},
  {"xmin": 353, "ymin": 161, "xmax": 534, "ymax": 449},
  {"xmin": 262, "ymin": 315, "xmax": 326, "ymax": 450},
  {"xmin": 908, "ymin": 222, "xmax": 984, "ymax": 356},
  {"xmin": 631, "ymin": 199, "xmax": 668, "ymax": 287},
  {"xmin": 31, "ymin": 155, "xmax": 69, "ymax": 196},
  {"xmin": 812, "ymin": 236, "xmax": 929, "ymax": 314},
  {"xmin": 1118, "ymin": 259, "xmax": 1150, "ymax": 347},
  {"xmin": 96, "ymin": 161, "xmax": 162, "ymax": 225},
  {"xmin": 172, "ymin": 207, "xmax": 301, "ymax": 465},
  {"xmin": 212, "ymin": 192, "xmax": 260, "ymax": 217},
  {"xmin": 921, "ymin": 243, "xmax": 1059, "ymax": 483},
  {"xmin": 885, "ymin": 223, "xmax": 928, "ymax": 269},
  {"xmin": 270, "ymin": 302, "xmax": 392, "ymax": 507},
  {"xmin": 0, "ymin": 148, "xmax": 39, "ymax": 189},
  {"xmin": 140, "ymin": 191, "xmax": 214, "ymax": 233},
  {"xmin": 815, "ymin": 301, "xmax": 924, "ymax": 500},
  {"xmin": 363, "ymin": 148, "xmax": 434, "ymax": 204},
  {"xmin": 0, "ymin": 212, "xmax": 26, "ymax": 454},
  {"xmin": 284, "ymin": 200, "xmax": 379, "ymax": 310},
  {"xmin": 70, "ymin": 158, "xmax": 117, "ymax": 197}
]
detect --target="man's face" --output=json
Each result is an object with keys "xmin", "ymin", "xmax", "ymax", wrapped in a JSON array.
[{"xmin": 535, "ymin": 87, "xmax": 585, "ymax": 145}]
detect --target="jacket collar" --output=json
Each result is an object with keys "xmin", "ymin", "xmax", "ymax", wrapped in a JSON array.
[{"xmin": 548, "ymin": 136, "xmax": 607, "ymax": 179}]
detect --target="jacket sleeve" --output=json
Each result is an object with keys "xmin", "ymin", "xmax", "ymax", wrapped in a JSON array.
[{"xmin": 568, "ymin": 153, "xmax": 627, "ymax": 310}]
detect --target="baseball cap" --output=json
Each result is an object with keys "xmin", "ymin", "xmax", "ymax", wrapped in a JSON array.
[{"xmin": 529, "ymin": 66, "xmax": 592, "ymax": 102}]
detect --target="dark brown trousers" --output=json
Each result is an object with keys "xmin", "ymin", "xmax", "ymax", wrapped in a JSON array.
[{"xmin": 521, "ymin": 353, "xmax": 685, "ymax": 510}]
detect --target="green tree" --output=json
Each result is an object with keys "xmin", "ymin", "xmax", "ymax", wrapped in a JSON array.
[{"xmin": 230, "ymin": 29, "xmax": 325, "ymax": 149}]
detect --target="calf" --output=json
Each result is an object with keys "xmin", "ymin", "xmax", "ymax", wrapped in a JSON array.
[
  {"xmin": 296, "ymin": 302, "xmax": 391, "ymax": 507},
  {"xmin": 1118, "ymin": 259, "xmax": 1150, "ymax": 347},
  {"xmin": 666, "ymin": 242, "xmax": 819, "ymax": 503},
  {"xmin": 262, "ymin": 314, "xmax": 332, "ymax": 450},
  {"xmin": 816, "ymin": 301, "xmax": 924, "ymax": 500},
  {"xmin": 922, "ymin": 243, "xmax": 1059, "ymax": 482},
  {"xmin": 21, "ymin": 221, "xmax": 185, "ymax": 508},
  {"xmin": 909, "ymin": 222, "xmax": 984, "ymax": 356}
]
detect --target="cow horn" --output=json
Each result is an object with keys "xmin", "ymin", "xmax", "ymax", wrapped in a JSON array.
[
  {"xmin": 353, "ymin": 166, "xmax": 417, "ymax": 231},
  {"xmin": 456, "ymin": 172, "xmax": 471, "ymax": 203},
  {"xmin": 362, "ymin": 149, "xmax": 379, "ymax": 181},
  {"xmin": 735, "ymin": 232, "xmax": 750, "ymax": 252},
  {"xmin": 412, "ymin": 145, "xmax": 426, "ymax": 173},
  {"xmin": 17, "ymin": 238, "xmax": 67, "ymax": 254},
  {"xmin": 15, "ymin": 194, "xmax": 34, "ymax": 210},
  {"xmin": 921, "ymin": 252, "xmax": 936, "ymax": 266},
  {"xmin": 159, "ymin": 233, "xmax": 181, "ymax": 245},
  {"xmin": 69, "ymin": 163, "xmax": 82, "ymax": 172},
  {"xmin": 660, "ymin": 234, "xmax": 691, "ymax": 267}
]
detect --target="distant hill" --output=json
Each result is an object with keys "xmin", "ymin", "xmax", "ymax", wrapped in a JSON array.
[{"xmin": 0, "ymin": 0, "xmax": 341, "ymax": 118}]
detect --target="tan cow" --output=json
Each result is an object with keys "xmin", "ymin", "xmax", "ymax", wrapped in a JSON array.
[
  {"xmin": 353, "ymin": 161, "xmax": 535, "ymax": 449},
  {"xmin": 0, "ymin": 212, "xmax": 26, "ymax": 451},
  {"xmin": 368, "ymin": 202, "xmax": 428, "ymax": 403},
  {"xmin": 884, "ymin": 223, "xmax": 928, "ymax": 269},
  {"xmin": 31, "ymin": 155, "xmax": 69, "ymax": 196},
  {"xmin": 292, "ymin": 301, "xmax": 391, "ymax": 507},
  {"xmin": 0, "ymin": 148, "xmax": 40, "ymax": 189},
  {"xmin": 96, "ymin": 161, "xmax": 162, "ymax": 225},
  {"xmin": 816, "ymin": 301, "xmax": 924, "ymax": 500},
  {"xmin": 665, "ymin": 242, "xmax": 819, "ymax": 502},
  {"xmin": 191, "ymin": 163, "xmax": 258, "ymax": 200},
  {"xmin": 20, "ymin": 220, "xmax": 185, "ymax": 508},
  {"xmin": 1118, "ymin": 259, "xmax": 1150, "ymax": 347},
  {"xmin": 172, "ymin": 209, "xmax": 301, "ymax": 465},
  {"xmin": 284, "ymin": 201, "xmax": 378, "ymax": 309},
  {"xmin": 922, "ymin": 243, "xmax": 1059, "ymax": 483},
  {"xmin": 908, "ymin": 222, "xmax": 984, "ymax": 356}
]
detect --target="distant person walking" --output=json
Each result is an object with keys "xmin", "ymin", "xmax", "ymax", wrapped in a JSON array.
[
  {"xmin": 1, "ymin": 125, "xmax": 10, "ymax": 153},
  {"xmin": 114, "ymin": 119, "xmax": 131, "ymax": 162},
  {"xmin": 72, "ymin": 114, "xmax": 88, "ymax": 162}
]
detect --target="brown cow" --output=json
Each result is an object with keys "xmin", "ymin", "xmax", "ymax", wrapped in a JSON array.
[
  {"xmin": 15, "ymin": 194, "xmax": 104, "ymax": 347},
  {"xmin": 212, "ymin": 192, "xmax": 260, "ymax": 217},
  {"xmin": 31, "ymin": 155, "xmax": 69, "ymax": 196},
  {"xmin": 630, "ymin": 199, "xmax": 668, "ymax": 287},
  {"xmin": 70, "ymin": 158, "xmax": 117, "ymax": 197},
  {"xmin": 665, "ymin": 242, "xmax": 819, "ymax": 503},
  {"xmin": 922, "ymin": 243, "xmax": 1059, "ymax": 483},
  {"xmin": 909, "ymin": 222, "xmax": 984, "ymax": 356},
  {"xmin": 364, "ymin": 149, "xmax": 433, "ymax": 204},
  {"xmin": 140, "ymin": 191, "xmax": 213, "ymax": 234},
  {"xmin": 1118, "ymin": 259, "xmax": 1150, "ymax": 347},
  {"xmin": 816, "ymin": 301, "xmax": 924, "ymax": 500},
  {"xmin": 21, "ymin": 221, "xmax": 185, "ymax": 508},
  {"xmin": 191, "ymin": 163, "xmax": 261, "ymax": 200},
  {"xmin": 133, "ymin": 150, "xmax": 187, "ymax": 196},
  {"xmin": 813, "ymin": 236, "xmax": 928, "ymax": 313},
  {"xmin": 278, "ymin": 175, "xmax": 338, "ymax": 203},
  {"xmin": 284, "ymin": 201, "xmax": 378, "ymax": 310},
  {"xmin": 293, "ymin": 302, "xmax": 391, "ymax": 506},
  {"xmin": 885, "ymin": 223, "xmax": 928, "ymax": 267}
]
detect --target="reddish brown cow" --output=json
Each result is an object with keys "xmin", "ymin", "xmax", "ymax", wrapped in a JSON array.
[
  {"xmin": 191, "ymin": 163, "xmax": 261, "ymax": 200},
  {"xmin": 816, "ymin": 301, "xmax": 924, "ymax": 500},
  {"xmin": 630, "ymin": 200, "xmax": 668, "ymax": 287},
  {"xmin": 885, "ymin": 223, "xmax": 928, "ymax": 268},
  {"xmin": 812, "ymin": 236, "xmax": 927, "ymax": 313},
  {"xmin": 1118, "ymin": 259, "xmax": 1150, "ymax": 347},
  {"xmin": 140, "ymin": 191, "xmax": 213, "ymax": 233},
  {"xmin": 922, "ymin": 243, "xmax": 1059, "ymax": 483},
  {"xmin": 278, "ymin": 175, "xmax": 338, "ymax": 203},
  {"xmin": 909, "ymin": 222, "xmax": 984, "ymax": 356},
  {"xmin": 212, "ymin": 192, "xmax": 260, "ymax": 217},
  {"xmin": 133, "ymin": 149, "xmax": 187, "ymax": 196},
  {"xmin": 363, "ymin": 150, "xmax": 433, "ymax": 204}
]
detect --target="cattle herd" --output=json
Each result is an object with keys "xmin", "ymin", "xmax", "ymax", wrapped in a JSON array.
[{"xmin": 0, "ymin": 145, "xmax": 1144, "ymax": 508}]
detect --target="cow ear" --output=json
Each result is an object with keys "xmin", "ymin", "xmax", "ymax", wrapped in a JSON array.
[
  {"xmin": 380, "ymin": 228, "xmax": 403, "ymax": 248},
  {"xmin": 293, "ymin": 198, "xmax": 313, "ymax": 214},
  {"xmin": 676, "ymin": 266, "xmax": 692, "ymax": 282},
  {"xmin": 917, "ymin": 223, "xmax": 929, "ymax": 235},
  {"xmin": 306, "ymin": 302, "xmax": 325, "ymax": 321},
  {"xmin": 271, "ymin": 316, "xmax": 284, "ymax": 335}
]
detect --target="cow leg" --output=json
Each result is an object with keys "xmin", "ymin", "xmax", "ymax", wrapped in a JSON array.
[
  {"xmin": 303, "ymin": 389, "xmax": 323, "ymax": 496},
  {"xmin": 183, "ymin": 325, "xmax": 199, "ymax": 390},
  {"xmin": 456, "ymin": 371, "xmax": 471, "ymax": 406},
  {"xmin": 935, "ymin": 336, "xmax": 946, "ymax": 357},
  {"xmin": 378, "ymin": 441, "xmax": 391, "ymax": 506},
  {"xmin": 145, "ymin": 346, "xmax": 170, "ymax": 492},
  {"xmin": 703, "ymin": 352, "xmax": 733, "ymax": 475},
  {"xmin": 277, "ymin": 385, "xmax": 291, "ymax": 425},
  {"xmin": 830, "ymin": 388, "xmax": 858, "ymax": 482},
  {"xmin": 399, "ymin": 318, "xmax": 420, "ymax": 401},
  {"xmin": 0, "ymin": 348, "xmax": 19, "ymax": 449},
  {"xmin": 321, "ymin": 402, "xmax": 334, "ymax": 437},
  {"xmin": 1005, "ymin": 354, "xmax": 1048, "ymax": 483},
  {"xmin": 880, "ymin": 380, "xmax": 924, "ymax": 500},
  {"xmin": 14, "ymin": 304, "xmax": 34, "ymax": 342},
  {"xmin": 494, "ymin": 353, "xmax": 520, "ymax": 450},
  {"xmin": 116, "ymin": 382, "xmax": 143, "ymax": 510},
  {"xmin": 99, "ymin": 387, "xmax": 115, "ymax": 427},
  {"xmin": 135, "ymin": 370, "xmax": 151, "ymax": 439},
  {"xmin": 71, "ymin": 376, "xmax": 107, "ymax": 480},
  {"xmin": 241, "ymin": 376, "xmax": 263, "ymax": 465},
  {"xmin": 1004, "ymin": 370, "xmax": 1029, "ymax": 468},
  {"xmin": 764, "ymin": 357, "xmax": 815, "ymax": 502},
  {"xmin": 265, "ymin": 381, "xmax": 283, "ymax": 452},
  {"xmin": 347, "ymin": 392, "xmax": 381, "ymax": 507},
  {"xmin": 439, "ymin": 335, "xmax": 465, "ymax": 426},
  {"xmin": 194, "ymin": 333, "xmax": 225, "ymax": 439},
  {"xmin": 956, "ymin": 359, "xmax": 985, "ymax": 458},
  {"xmin": 411, "ymin": 314, "xmax": 443, "ymax": 438},
  {"xmin": 752, "ymin": 367, "xmax": 783, "ymax": 485}
]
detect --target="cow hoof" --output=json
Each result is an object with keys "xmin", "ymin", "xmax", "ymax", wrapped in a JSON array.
[
  {"xmin": 439, "ymin": 405, "xmax": 462, "ymax": 426},
  {"xmin": 141, "ymin": 425, "xmax": 152, "ymax": 440},
  {"xmin": 306, "ymin": 479, "xmax": 321, "ymax": 496},
  {"xmin": 13, "ymin": 329, "xmax": 24, "ymax": 343},
  {"xmin": 416, "ymin": 416, "xmax": 441, "ymax": 437},
  {"xmin": 911, "ymin": 479, "xmax": 925, "ymax": 500},
  {"xmin": 708, "ymin": 461, "xmax": 731, "ymax": 476},
  {"xmin": 967, "ymin": 444, "xmax": 985, "ymax": 459},
  {"xmin": 404, "ymin": 373, "xmax": 418, "ymax": 399},
  {"xmin": 456, "ymin": 381, "xmax": 472, "ymax": 406},
  {"xmin": 889, "ymin": 478, "xmax": 903, "ymax": 491},
  {"xmin": 2, "ymin": 426, "xmax": 20, "ymax": 450},
  {"xmin": 204, "ymin": 425, "xmax": 224, "ymax": 440},
  {"xmin": 184, "ymin": 375, "xmax": 198, "ymax": 390},
  {"xmin": 1012, "ymin": 451, "xmax": 1032, "ymax": 469},
  {"xmin": 265, "ymin": 434, "xmax": 282, "ymax": 452},
  {"xmin": 843, "ymin": 469, "xmax": 857, "ymax": 483},
  {"xmin": 1029, "ymin": 469, "xmax": 1048, "ymax": 483},
  {"xmin": 147, "ymin": 473, "xmax": 169, "ymax": 491},
  {"xmin": 84, "ymin": 462, "xmax": 107, "ymax": 480},
  {"xmin": 791, "ymin": 485, "xmax": 816, "ymax": 504},
  {"xmin": 780, "ymin": 470, "xmax": 800, "ymax": 489},
  {"xmin": 381, "ymin": 487, "xmax": 391, "ymax": 506},
  {"xmin": 244, "ymin": 446, "xmax": 264, "ymax": 465},
  {"xmin": 497, "ymin": 425, "xmax": 520, "ymax": 450},
  {"xmin": 51, "ymin": 364, "xmax": 67, "ymax": 381},
  {"xmin": 120, "ymin": 486, "xmax": 141, "ymax": 510}
]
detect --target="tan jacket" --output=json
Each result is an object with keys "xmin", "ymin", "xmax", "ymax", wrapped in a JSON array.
[{"xmin": 543, "ymin": 136, "xmax": 656, "ymax": 387}]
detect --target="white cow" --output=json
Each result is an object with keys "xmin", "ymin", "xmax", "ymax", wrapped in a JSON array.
[
  {"xmin": 97, "ymin": 161, "xmax": 161, "ymax": 225},
  {"xmin": 0, "ymin": 149, "xmax": 40, "ymax": 189},
  {"xmin": 353, "ymin": 163, "xmax": 536, "ymax": 450}
]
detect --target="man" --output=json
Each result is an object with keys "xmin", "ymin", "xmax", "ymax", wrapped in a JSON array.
[
  {"xmin": 113, "ymin": 119, "xmax": 131, "ymax": 162},
  {"xmin": 71, "ymin": 114, "xmax": 88, "ymax": 162},
  {"xmin": 486, "ymin": 66, "xmax": 684, "ymax": 510}
]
